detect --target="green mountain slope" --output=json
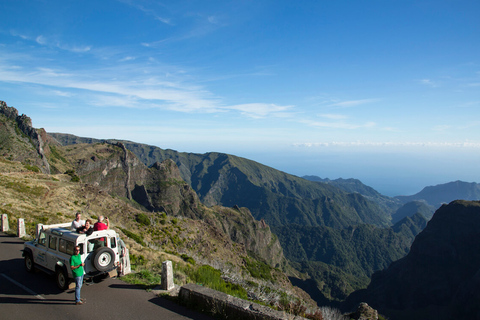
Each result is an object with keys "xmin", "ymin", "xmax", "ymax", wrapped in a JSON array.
[
  {"xmin": 391, "ymin": 200, "xmax": 435, "ymax": 223},
  {"xmin": 303, "ymin": 175, "xmax": 402, "ymax": 216},
  {"xmin": 49, "ymin": 133, "xmax": 391, "ymax": 229},
  {"xmin": 273, "ymin": 213, "xmax": 427, "ymax": 301}
]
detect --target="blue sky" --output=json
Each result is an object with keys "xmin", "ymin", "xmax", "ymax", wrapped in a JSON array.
[{"xmin": 1, "ymin": 0, "xmax": 479, "ymax": 196}]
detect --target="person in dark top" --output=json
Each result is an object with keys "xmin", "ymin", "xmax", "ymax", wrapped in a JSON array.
[{"xmin": 77, "ymin": 219, "xmax": 93, "ymax": 236}]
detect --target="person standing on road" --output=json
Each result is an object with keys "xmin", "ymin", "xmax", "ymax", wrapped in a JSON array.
[{"xmin": 70, "ymin": 245, "xmax": 85, "ymax": 305}]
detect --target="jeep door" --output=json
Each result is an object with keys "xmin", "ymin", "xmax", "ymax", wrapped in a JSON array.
[
  {"xmin": 45, "ymin": 234, "xmax": 59, "ymax": 271},
  {"xmin": 33, "ymin": 230, "xmax": 48, "ymax": 268}
]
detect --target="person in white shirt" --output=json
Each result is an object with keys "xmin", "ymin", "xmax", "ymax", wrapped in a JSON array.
[{"xmin": 71, "ymin": 212, "xmax": 85, "ymax": 231}]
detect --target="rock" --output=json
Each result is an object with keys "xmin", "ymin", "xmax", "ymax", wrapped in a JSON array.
[{"xmin": 350, "ymin": 302, "xmax": 378, "ymax": 320}]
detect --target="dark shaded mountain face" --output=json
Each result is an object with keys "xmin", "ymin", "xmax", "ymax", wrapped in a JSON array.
[
  {"xmin": 274, "ymin": 213, "xmax": 427, "ymax": 301},
  {"xmin": 345, "ymin": 200, "xmax": 480, "ymax": 320},
  {"xmin": 391, "ymin": 200, "xmax": 435, "ymax": 223},
  {"xmin": 396, "ymin": 181, "xmax": 480, "ymax": 209}
]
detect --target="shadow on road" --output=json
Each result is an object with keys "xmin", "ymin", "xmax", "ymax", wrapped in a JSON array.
[
  {"xmin": 0, "ymin": 296, "xmax": 73, "ymax": 305},
  {"xmin": 148, "ymin": 296, "xmax": 214, "ymax": 320}
]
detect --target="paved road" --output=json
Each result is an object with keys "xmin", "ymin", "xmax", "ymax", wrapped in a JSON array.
[{"xmin": 0, "ymin": 233, "xmax": 212, "ymax": 320}]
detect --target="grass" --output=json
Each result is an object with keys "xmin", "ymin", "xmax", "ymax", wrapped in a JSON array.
[
  {"xmin": 244, "ymin": 257, "xmax": 273, "ymax": 281},
  {"xmin": 118, "ymin": 227, "xmax": 146, "ymax": 246},
  {"xmin": 187, "ymin": 265, "xmax": 248, "ymax": 300}
]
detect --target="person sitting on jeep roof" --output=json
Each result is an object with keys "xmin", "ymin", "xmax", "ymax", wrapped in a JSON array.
[
  {"xmin": 94, "ymin": 216, "xmax": 109, "ymax": 231},
  {"xmin": 77, "ymin": 219, "xmax": 93, "ymax": 236},
  {"xmin": 71, "ymin": 212, "xmax": 85, "ymax": 231}
]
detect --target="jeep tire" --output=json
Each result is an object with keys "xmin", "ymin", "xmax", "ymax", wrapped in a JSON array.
[
  {"xmin": 92, "ymin": 247, "xmax": 115, "ymax": 272},
  {"xmin": 56, "ymin": 267, "xmax": 69, "ymax": 290},
  {"xmin": 24, "ymin": 252, "xmax": 35, "ymax": 273}
]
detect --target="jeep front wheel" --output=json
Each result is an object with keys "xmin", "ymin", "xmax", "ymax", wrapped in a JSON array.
[
  {"xmin": 24, "ymin": 253, "xmax": 35, "ymax": 273},
  {"xmin": 55, "ymin": 268, "xmax": 69, "ymax": 290},
  {"xmin": 92, "ymin": 247, "xmax": 115, "ymax": 272}
]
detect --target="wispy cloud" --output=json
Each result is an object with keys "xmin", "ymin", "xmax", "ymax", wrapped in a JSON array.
[
  {"xmin": 116, "ymin": 0, "xmax": 172, "ymax": 25},
  {"xmin": 328, "ymin": 98, "xmax": 379, "ymax": 108},
  {"xmin": 0, "ymin": 57, "xmax": 224, "ymax": 113},
  {"xmin": 318, "ymin": 113, "xmax": 347, "ymax": 120},
  {"xmin": 418, "ymin": 78, "xmax": 440, "ymax": 87},
  {"xmin": 51, "ymin": 90, "xmax": 74, "ymax": 97},
  {"xmin": 300, "ymin": 113, "xmax": 376, "ymax": 129},
  {"xmin": 227, "ymin": 103, "xmax": 294, "ymax": 118},
  {"xmin": 433, "ymin": 125, "xmax": 452, "ymax": 131}
]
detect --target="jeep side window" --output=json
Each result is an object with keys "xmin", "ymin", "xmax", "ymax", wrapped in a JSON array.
[
  {"xmin": 38, "ymin": 231, "xmax": 46, "ymax": 246},
  {"xmin": 110, "ymin": 237, "xmax": 116, "ymax": 248},
  {"xmin": 59, "ymin": 239, "xmax": 76, "ymax": 255},
  {"xmin": 87, "ymin": 237, "xmax": 106, "ymax": 252},
  {"xmin": 49, "ymin": 236, "xmax": 57, "ymax": 250}
]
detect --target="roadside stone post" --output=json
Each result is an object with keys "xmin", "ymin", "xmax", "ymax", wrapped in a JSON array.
[
  {"xmin": 17, "ymin": 218, "xmax": 26, "ymax": 238},
  {"xmin": 1, "ymin": 214, "xmax": 9, "ymax": 232},
  {"xmin": 161, "ymin": 260, "xmax": 174, "ymax": 290}
]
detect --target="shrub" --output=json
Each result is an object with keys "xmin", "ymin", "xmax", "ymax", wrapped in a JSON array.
[
  {"xmin": 64, "ymin": 169, "xmax": 80, "ymax": 182},
  {"xmin": 136, "ymin": 213, "xmax": 151, "ymax": 226},
  {"xmin": 245, "ymin": 257, "xmax": 273, "ymax": 281},
  {"xmin": 181, "ymin": 254, "xmax": 196, "ymax": 265},
  {"xmin": 24, "ymin": 164, "xmax": 40, "ymax": 172},
  {"xmin": 118, "ymin": 227, "xmax": 145, "ymax": 246}
]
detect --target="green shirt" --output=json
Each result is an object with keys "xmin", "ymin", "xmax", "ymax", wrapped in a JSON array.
[{"xmin": 70, "ymin": 254, "xmax": 84, "ymax": 277}]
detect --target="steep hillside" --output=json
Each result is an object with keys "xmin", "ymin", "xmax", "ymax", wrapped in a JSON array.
[
  {"xmin": 50, "ymin": 133, "xmax": 391, "ymax": 229},
  {"xmin": 345, "ymin": 200, "xmax": 480, "ymax": 320},
  {"xmin": 0, "ymin": 101, "xmax": 50, "ymax": 173},
  {"xmin": 273, "ymin": 213, "xmax": 427, "ymax": 301},
  {"xmin": 303, "ymin": 176, "xmax": 401, "ymax": 216},
  {"xmin": 395, "ymin": 181, "xmax": 480, "ymax": 208},
  {"xmin": 391, "ymin": 200, "xmax": 435, "ymax": 223}
]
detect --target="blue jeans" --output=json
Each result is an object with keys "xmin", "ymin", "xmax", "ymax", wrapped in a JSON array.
[{"xmin": 74, "ymin": 275, "xmax": 84, "ymax": 302}]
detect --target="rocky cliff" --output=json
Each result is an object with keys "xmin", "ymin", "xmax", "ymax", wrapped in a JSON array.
[{"xmin": 0, "ymin": 101, "xmax": 50, "ymax": 173}]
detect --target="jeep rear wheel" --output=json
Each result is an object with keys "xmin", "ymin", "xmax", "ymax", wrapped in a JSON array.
[
  {"xmin": 24, "ymin": 253, "xmax": 35, "ymax": 273},
  {"xmin": 92, "ymin": 247, "xmax": 115, "ymax": 272},
  {"xmin": 56, "ymin": 268, "xmax": 69, "ymax": 290}
]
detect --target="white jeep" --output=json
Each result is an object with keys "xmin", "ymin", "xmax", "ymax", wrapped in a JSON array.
[{"xmin": 23, "ymin": 222, "xmax": 127, "ymax": 290}]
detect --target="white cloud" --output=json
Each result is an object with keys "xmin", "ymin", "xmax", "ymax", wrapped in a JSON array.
[
  {"xmin": 119, "ymin": 56, "xmax": 136, "ymax": 62},
  {"xmin": 328, "ymin": 98, "xmax": 379, "ymax": 108},
  {"xmin": 36, "ymin": 35, "xmax": 47, "ymax": 45},
  {"xmin": 433, "ymin": 125, "xmax": 452, "ymax": 131},
  {"xmin": 51, "ymin": 90, "xmax": 74, "ymax": 97},
  {"xmin": 318, "ymin": 113, "xmax": 347, "ymax": 120},
  {"xmin": 418, "ymin": 78, "xmax": 439, "ymax": 87},
  {"xmin": 301, "ymin": 118, "xmax": 375, "ymax": 130},
  {"xmin": 227, "ymin": 103, "xmax": 294, "ymax": 118}
]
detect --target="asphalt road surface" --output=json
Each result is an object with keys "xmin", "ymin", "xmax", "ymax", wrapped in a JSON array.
[{"xmin": 0, "ymin": 232, "xmax": 213, "ymax": 320}]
